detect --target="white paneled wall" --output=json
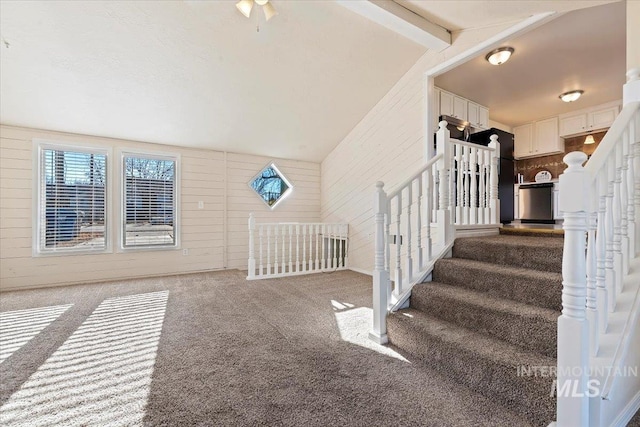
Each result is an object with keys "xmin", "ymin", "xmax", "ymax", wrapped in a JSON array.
[
  {"xmin": 320, "ymin": 23, "xmax": 515, "ymax": 274},
  {"xmin": 0, "ymin": 126, "xmax": 320, "ymax": 290}
]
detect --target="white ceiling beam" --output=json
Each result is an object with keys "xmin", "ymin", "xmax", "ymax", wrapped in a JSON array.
[{"xmin": 336, "ymin": 0, "xmax": 451, "ymax": 51}]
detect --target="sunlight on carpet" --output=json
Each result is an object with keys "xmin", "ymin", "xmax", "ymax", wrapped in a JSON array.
[
  {"xmin": 0, "ymin": 304, "xmax": 73, "ymax": 364},
  {"xmin": 0, "ymin": 291, "xmax": 168, "ymax": 427},
  {"xmin": 333, "ymin": 304, "xmax": 408, "ymax": 362}
]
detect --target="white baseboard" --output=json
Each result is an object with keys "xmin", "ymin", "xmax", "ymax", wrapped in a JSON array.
[{"xmin": 610, "ymin": 389, "xmax": 640, "ymax": 427}]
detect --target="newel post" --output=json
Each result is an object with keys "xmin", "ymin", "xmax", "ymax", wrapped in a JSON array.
[
  {"xmin": 436, "ymin": 121, "xmax": 452, "ymax": 246},
  {"xmin": 370, "ymin": 181, "xmax": 390, "ymax": 344},
  {"xmin": 488, "ymin": 135, "xmax": 500, "ymax": 225},
  {"xmin": 247, "ymin": 213, "xmax": 256, "ymax": 279},
  {"xmin": 557, "ymin": 151, "xmax": 591, "ymax": 427}
]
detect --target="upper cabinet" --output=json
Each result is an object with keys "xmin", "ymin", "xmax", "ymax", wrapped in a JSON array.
[
  {"xmin": 559, "ymin": 101, "xmax": 621, "ymax": 137},
  {"xmin": 468, "ymin": 101, "xmax": 489, "ymax": 129},
  {"xmin": 513, "ymin": 117, "xmax": 563, "ymax": 159},
  {"xmin": 437, "ymin": 88, "xmax": 488, "ymax": 129}
]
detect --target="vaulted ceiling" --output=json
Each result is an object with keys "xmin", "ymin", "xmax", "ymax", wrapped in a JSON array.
[{"xmin": 0, "ymin": 1, "xmax": 622, "ymax": 161}]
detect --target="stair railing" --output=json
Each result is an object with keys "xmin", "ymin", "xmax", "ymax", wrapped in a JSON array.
[
  {"xmin": 370, "ymin": 121, "xmax": 500, "ymax": 344},
  {"xmin": 247, "ymin": 215, "xmax": 349, "ymax": 280},
  {"xmin": 556, "ymin": 69, "xmax": 640, "ymax": 426}
]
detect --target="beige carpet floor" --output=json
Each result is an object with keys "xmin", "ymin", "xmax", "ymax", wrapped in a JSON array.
[{"xmin": 0, "ymin": 269, "xmax": 637, "ymax": 426}]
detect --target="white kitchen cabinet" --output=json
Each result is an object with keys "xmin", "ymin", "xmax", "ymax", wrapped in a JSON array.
[
  {"xmin": 466, "ymin": 102, "xmax": 489, "ymax": 129},
  {"xmin": 468, "ymin": 102, "xmax": 479, "ymax": 127},
  {"xmin": 559, "ymin": 102, "xmax": 620, "ymax": 137},
  {"xmin": 513, "ymin": 118, "xmax": 563, "ymax": 159},
  {"xmin": 513, "ymin": 124, "xmax": 533, "ymax": 158},
  {"xmin": 478, "ymin": 106, "xmax": 489, "ymax": 129},
  {"xmin": 535, "ymin": 117, "xmax": 563, "ymax": 155},
  {"xmin": 453, "ymin": 96, "xmax": 467, "ymax": 121},
  {"xmin": 439, "ymin": 90, "xmax": 454, "ymax": 117},
  {"xmin": 436, "ymin": 87, "xmax": 489, "ymax": 128}
]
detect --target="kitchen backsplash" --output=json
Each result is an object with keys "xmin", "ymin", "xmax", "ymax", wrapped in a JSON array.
[{"xmin": 514, "ymin": 131, "xmax": 606, "ymax": 182}]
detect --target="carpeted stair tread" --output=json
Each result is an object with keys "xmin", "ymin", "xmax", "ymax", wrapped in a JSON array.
[
  {"xmin": 433, "ymin": 257, "xmax": 562, "ymax": 311},
  {"xmin": 411, "ymin": 282, "xmax": 557, "ymax": 358},
  {"xmin": 453, "ymin": 234, "xmax": 563, "ymax": 273},
  {"xmin": 387, "ymin": 308, "xmax": 555, "ymax": 425}
]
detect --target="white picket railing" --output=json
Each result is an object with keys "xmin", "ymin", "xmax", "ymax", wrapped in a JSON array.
[
  {"xmin": 370, "ymin": 121, "xmax": 500, "ymax": 344},
  {"xmin": 556, "ymin": 69, "xmax": 640, "ymax": 426},
  {"xmin": 247, "ymin": 216, "xmax": 349, "ymax": 280}
]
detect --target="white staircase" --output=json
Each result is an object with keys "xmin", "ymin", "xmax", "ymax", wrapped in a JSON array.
[{"xmin": 371, "ymin": 68, "xmax": 640, "ymax": 426}]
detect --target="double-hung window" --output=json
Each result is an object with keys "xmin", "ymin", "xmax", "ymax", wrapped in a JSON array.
[
  {"xmin": 36, "ymin": 144, "xmax": 108, "ymax": 254},
  {"xmin": 122, "ymin": 153, "xmax": 178, "ymax": 248}
]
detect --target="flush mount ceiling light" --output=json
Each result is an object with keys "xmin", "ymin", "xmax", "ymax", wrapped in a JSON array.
[
  {"xmin": 485, "ymin": 47, "xmax": 514, "ymax": 65},
  {"xmin": 584, "ymin": 134, "xmax": 595, "ymax": 145},
  {"xmin": 236, "ymin": 0, "xmax": 277, "ymax": 21},
  {"xmin": 559, "ymin": 90, "xmax": 584, "ymax": 103}
]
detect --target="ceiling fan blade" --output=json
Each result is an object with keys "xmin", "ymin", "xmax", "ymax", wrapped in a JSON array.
[
  {"xmin": 236, "ymin": 0, "xmax": 254, "ymax": 18},
  {"xmin": 263, "ymin": 2, "xmax": 277, "ymax": 21}
]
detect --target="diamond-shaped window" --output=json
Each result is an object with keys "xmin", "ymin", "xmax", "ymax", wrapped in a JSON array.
[{"xmin": 249, "ymin": 163, "xmax": 292, "ymax": 209}]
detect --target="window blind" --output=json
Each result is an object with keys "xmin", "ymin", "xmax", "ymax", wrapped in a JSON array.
[
  {"xmin": 123, "ymin": 155, "xmax": 176, "ymax": 247},
  {"xmin": 39, "ymin": 148, "xmax": 107, "ymax": 253}
]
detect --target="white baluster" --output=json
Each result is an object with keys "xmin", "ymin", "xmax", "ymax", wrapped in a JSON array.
[
  {"xmin": 425, "ymin": 167, "xmax": 433, "ymax": 261},
  {"xmin": 259, "ymin": 225, "xmax": 264, "ymax": 277},
  {"xmin": 489, "ymin": 135, "xmax": 500, "ymax": 225},
  {"xmin": 470, "ymin": 147, "xmax": 478, "ymax": 225},
  {"xmin": 289, "ymin": 225, "xmax": 294, "ymax": 273},
  {"xmin": 596, "ymin": 168, "xmax": 609, "ymax": 334},
  {"xmin": 344, "ymin": 224, "xmax": 349, "ymax": 268},
  {"xmin": 456, "ymin": 144, "xmax": 463, "ymax": 225},
  {"xmin": 301, "ymin": 225, "xmax": 306, "ymax": 272},
  {"xmin": 613, "ymin": 144, "xmax": 623, "ymax": 293},
  {"xmin": 385, "ymin": 202, "xmax": 391, "ymax": 273},
  {"xmin": 274, "ymin": 224, "xmax": 279, "ymax": 275},
  {"xmin": 635, "ymin": 138, "xmax": 640, "ymax": 257},
  {"xmin": 626, "ymin": 129, "xmax": 636, "ymax": 258},
  {"xmin": 296, "ymin": 224, "xmax": 300, "ymax": 273},
  {"xmin": 484, "ymin": 149, "xmax": 491, "ymax": 223},
  {"xmin": 463, "ymin": 145, "xmax": 470, "ymax": 225},
  {"xmin": 247, "ymin": 213, "xmax": 256, "ymax": 279},
  {"xmin": 282, "ymin": 225, "xmax": 286, "ymax": 273},
  {"xmin": 267, "ymin": 225, "xmax": 272, "ymax": 276},
  {"xmin": 307, "ymin": 224, "xmax": 313, "ymax": 271},
  {"xmin": 370, "ymin": 182, "xmax": 390, "ymax": 344},
  {"xmin": 332, "ymin": 224, "xmax": 337, "ymax": 268},
  {"xmin": 394, "ymin": 193, "xmax": 403, "ymax": 297},
  {"xmin": 557, "ymin": 151, "xmax": 590, "ymax": 426},
  {"xmin": 586, "ymin": 210, "xmax": 598, "ymax": 356},
  {"xmin": 322, "ymin": 224, "xmax": 327, "ymax": 270},
  {"xmin": 619, "ymin": 134, "xmax": 630, "ymax": 276},
  {"xmin": 406, "ymin": 182, "xmax": 413, "ymax": 281},
  {"xmin": 315, "ymin": 224, "xmax": 320, "ymax": 271},
  {"xmin": 605, "ymin": 157, "xmax": 617, "ymax": 311},
  {"xmin": 416, "ymin": 174, "xmax": 423, "ymax": 271}
]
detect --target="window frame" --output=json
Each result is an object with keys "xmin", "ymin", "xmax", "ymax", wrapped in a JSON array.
[
  {"xmin": 119, "ymin": 150, "xmax": 180, "ymax": 251},
  {"xmin": 33, "ymin": 140, "xmax": 112, "ymax": 256},
  {"xmin": 248, "ymin": 162, "xmax": 293, "ymax": 210}
]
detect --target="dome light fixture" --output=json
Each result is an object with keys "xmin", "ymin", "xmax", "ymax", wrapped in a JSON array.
[
  {"xmin": 584, "ymin": 134, "xmax": 595, "ymax": 145},
  {"xmin": 485, "ymin": 47, "xmax": 514, "ymax": 66},
  {"xmin": 559, "ymin": 90, "xmax": 584, "ymax": 103}
]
